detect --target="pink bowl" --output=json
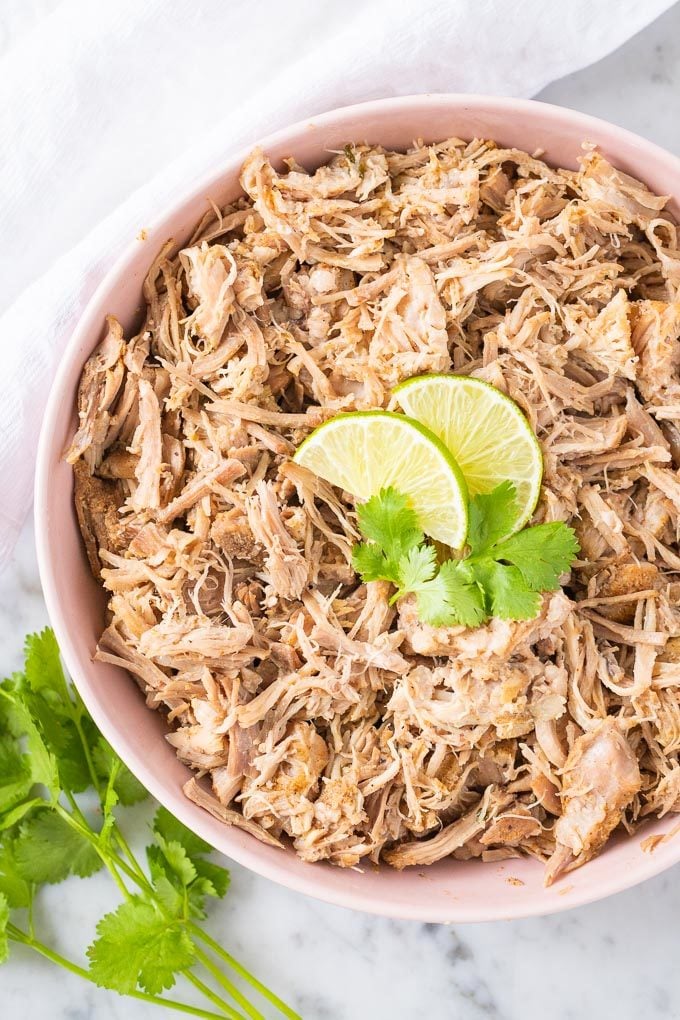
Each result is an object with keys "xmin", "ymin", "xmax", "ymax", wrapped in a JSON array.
[{"xmin": 35, "ymin": 94, "xmax": 680, "ymax": 922}]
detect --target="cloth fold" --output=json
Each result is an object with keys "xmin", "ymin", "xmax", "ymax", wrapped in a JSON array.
[{"xmin": 0, "ymin": 0, "xmax": 674, "ymax": 565}]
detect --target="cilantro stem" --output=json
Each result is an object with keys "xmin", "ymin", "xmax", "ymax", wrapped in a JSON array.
[
  {"xmin": 6, "ymin": 923, "xmax": 228, "ymax": 1020},
  {"xmin": 91, "ymin": 832, "xmax": 263, "ymax": 1020},
  {"xmin": 183, "ymin": 971, "xmax": 246, "ymax": 1020},
  {"xmin": 94, "ymin": 831, "xmax": 263, "ymax": 1020},
  {"xmin": 193, "ymin": 945, "xmax": 264, "ymax": 1020},
  {"xmin": 54, "ymin": 802, "xmax": 131, "ymax": 900},
  {"xmin": 28, "ymin": 793, "xmax": 281, "ymax": 1020},
  {"xmin": 18, "ymin": 807, "xmax": 245, "ymax": 1020},
  {"xmin": 86, "ymin": 827, "xmax": 287, "ymax": 1020},
  {"xmin": 27, "ymin": 886, "xmax": 35, "ymax": 939},
  {"xmin": 72, "ymin": 712, "xmax": 103, "ymax": 797},
  {"xmin": 54, "ymin": 671, "xmax": 107, "ymax": 804},
  {"xmin": 49, "ymin": 811, "xmax": 250, "ymax": 1020},
  {"xmin": 189, "ymin": 925, "xmax": 301, "ymax": 1020},
  {"xmin": 101, "ymin": 834, "xmax": 155, "ymax": 894},
  {"xmin": 114, "ymin": 825, "xmax": 152, "ymax": 885},
  {"xmin": 64, "ymin": 693, "xmax": 148, "ymax": 894}
]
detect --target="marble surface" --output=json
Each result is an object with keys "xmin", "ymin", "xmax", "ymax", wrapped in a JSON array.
[{"xmin": 3, "ymin": 5, "xmax": 680, "ymax": 1018}]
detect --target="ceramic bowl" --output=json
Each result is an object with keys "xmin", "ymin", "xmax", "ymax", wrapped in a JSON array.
[{"xmin": 35, "ymin": 94, "xmax": 680, "ymax": 921}]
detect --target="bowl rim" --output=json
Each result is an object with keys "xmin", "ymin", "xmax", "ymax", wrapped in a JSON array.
[{"xmin": 35, "ymin": 92, "xmax": 680, "ymax": 922}]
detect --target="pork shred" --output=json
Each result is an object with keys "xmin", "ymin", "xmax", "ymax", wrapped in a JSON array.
[{"xmin": 70, "ymin": 137, "xmax": 680, "ymax": 882}]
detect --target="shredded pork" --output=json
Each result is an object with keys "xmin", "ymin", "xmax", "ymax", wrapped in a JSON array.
[{"xmin": 69, "ymin": 137, "xmax": 680, "ymax": 883}]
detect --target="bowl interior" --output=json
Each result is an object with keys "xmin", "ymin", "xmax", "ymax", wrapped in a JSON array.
[{"xmin": 35, "ymin": 94, "xmax": 680, "ymax": 922}]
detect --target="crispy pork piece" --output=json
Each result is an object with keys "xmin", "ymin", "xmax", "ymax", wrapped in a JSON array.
[
  {"xmin": 72, "ymin": 461, "xmax": 130, "ymax": 576},
  {"xmin": 545, "ymin": 719, "xmax": 641, "ymax": 883}
]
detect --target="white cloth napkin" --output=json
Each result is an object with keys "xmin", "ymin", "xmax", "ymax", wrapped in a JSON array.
[{"xmin": 0, "ymin": 0, "xmax": 674, "ymax": 566}]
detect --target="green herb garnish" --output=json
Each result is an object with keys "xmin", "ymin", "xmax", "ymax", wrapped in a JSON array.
[
  {"xmin": 352, "ymin": 482, "xmax": 579, "ymax": 627},
  {"xmin": 0, "ymin": 629, "xmax": 299, "ymax": 1020}
]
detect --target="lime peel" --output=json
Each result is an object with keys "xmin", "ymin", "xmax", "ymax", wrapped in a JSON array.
[
  {"xmin": 293, "ymin": 410, "xmax": 469, "ymax": 549},
  {"xmin": 392, "ymin": 373, "xmax": 543, "ymax": 534}
]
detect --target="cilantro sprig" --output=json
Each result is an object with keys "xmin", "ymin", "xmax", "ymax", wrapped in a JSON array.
[
  {"xmin": 352, "ymin": 483, "xmax": 578, "ymax": 627},
  {"xmin": 0, "ymin": 629, "xmax": 299, "ymax": 1020}
]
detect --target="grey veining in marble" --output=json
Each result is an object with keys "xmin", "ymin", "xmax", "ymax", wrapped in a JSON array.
[{"xmin": 3, "ymin": 3, "xmax": 680, "ymax": 1018}]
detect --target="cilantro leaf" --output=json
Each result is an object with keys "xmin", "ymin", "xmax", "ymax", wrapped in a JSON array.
[
  {"xmin": 431, "ymin": 560, "xmax": 486, "ymax": 627},
  {"xmin": 0, "ymin": 679, "xmax": 23, "ymax": 737},
  {"xmin": 156, "ymin": 836, "xmax": 197, "ymax": 888},
  {"xmin": 13, "ymin": 687, "xmax": 92, "ymax": 794},
  {"xmin": 152, "ymin": 873, "xmax": 184, "ymax": 917},
  {"xmin": 185, "ymin": 860, "xmax": 230, "ymax": 919},
  {"xmin": 394, "ymin": 548, "xmax": 485, "ymax": 628},
  {"xmin": 415, "ymin": 560, "xmax": 486, "ymax": 628},
  {"xmin": 0, "ymin": 837, "xmax": 31, "ymax": 909},
  {"xmin": 0, "ymin": 799, "xmax": 44, "ymax": 833},
  {"xmin": 147, "ymin": 844, "xmax": 225, "ymax": 921},
  {"xmin": 357, "ymin": 487, "xmax": 423, "ymax": 551},
  {"xmin": 467, "ymin": 480, "xmax": 519, "ymax": 553},
  {"xmin": 492, "ymin": 521, "xmax": 580, "ymax": 591},
  {"xmin": 0, "ymin": 735, "xmax": 32, "ymax": 815},
  {"xmin": 2, "ymin": 655, "xmax": 94, "ymax": 798},
  {"xmin": 93, "ymin": 738, "xmax": 148, "ymax": 806},
  {"xmin": 53, "ymin": 728, "xmax": 94, "ymax": 795},
  {"xmin": 98, "ymin": 792, "xmax": 119, "ymax": 850},
  {"xmin": 350, "ymin": 479, "xmax": 578, "ymax": 632},
  {"xmin": 149, "ymin": 808, "xmax": 229, "ymax": 919},
  {"xmin": 472, "ymin": 560, "xmax": 542, "ymax": 620},
  {"xmin": 13, "ymin": 630, "xmax": 114, "ymax": 797},
  {"xmin": 24, "ymin": 629, "xmax": 69, "ymax": 700},
  {"xmin": 413, "ymin": 581, "xmax": 462, "ymax": 627},
  {"xmin": 146, "ymin": 843, "xmax": 168, "ymax": 886},
  {"xmin": 356, "ymin": 488, "xmax": 423, "ymax": 576},
  {"xmin": 0, "ymin": 691, "xmax": 59, "ymax": 801},
  {"xmin": 152, "ymin": 806, "xmax": 212, "ymax": 858},
  {"xmin": 14, "ymin": 633, "xmax": 98, "ymax": 794},
  {"xmin": 351, "ymin": 541, "xmax": 397, "ymax": 583},
  {"xmin": 0, "ymin": 892, "xmax": 9, "ymax": 965},
  {"xmin": 397, "ymin": 543, "xmax": 438, "ymax": 592},
  {"xmin": 186, "ymin": 879, "xmax": 220, "ymax": 920},
  {"xmin": 14, "ymin": 810, "xmax": 102, "ymax": 884},
  {"xmin": 191, "ymin": 858, "xmax": 230, "ymax": 901},
  {"xmin": 463, "ymin": 482, "xmax": 578, "ymax": 621},
  {"xmin": 88, "ymin": 897, "xmax": 196, "ymax": 995}
]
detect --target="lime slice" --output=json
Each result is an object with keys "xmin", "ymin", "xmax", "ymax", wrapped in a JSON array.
[
  {"xmin": 392, "ymin": 374, "xmax": 542, "ymax": 532},
  {"xmin": 293, "ymin": 411, "xmax": 468, "ymax": 548}
]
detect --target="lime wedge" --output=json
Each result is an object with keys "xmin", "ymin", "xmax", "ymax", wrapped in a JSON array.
[
  {"xmin": 293, "ymin": 411, "xmax": 468, "ymax": 548},
  {"xmin": 392, "ymin": 374, "xmax": 543, "ymax": 532}
]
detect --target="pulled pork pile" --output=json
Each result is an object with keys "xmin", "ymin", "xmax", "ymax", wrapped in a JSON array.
[{"xmin": 68, "ymin": 138, "xmax": 680, "ymax": 883}]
